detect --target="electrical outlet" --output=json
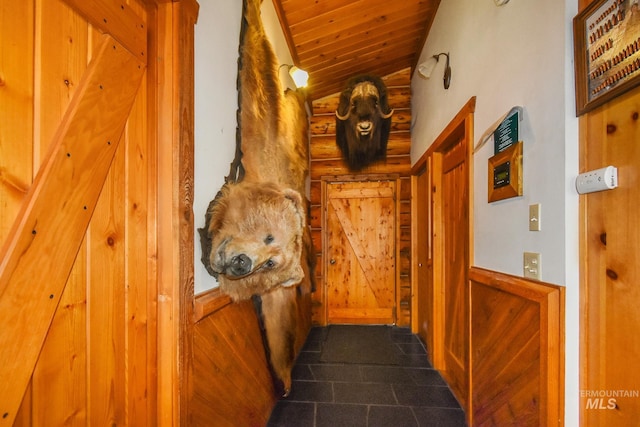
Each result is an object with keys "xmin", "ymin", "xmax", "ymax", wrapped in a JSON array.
[
  {"xmin": 523, "ymin": 252, "xmax": 541, "ymax": 280},
  {"xmin": 529, "ymin": 204, "xmax": 541, "ymax": 231}
]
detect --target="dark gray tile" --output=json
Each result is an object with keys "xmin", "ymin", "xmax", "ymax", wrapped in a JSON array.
[
  {"xmin": 267, "ymin": 401, "xmax": 315, "ymax": 426},
  {"xmin": 393, "ymin": 384, "xmax": 460, "ymax": 408},
  {"xmin": 310, "ymin": 364, "xmax": 362, "ymax": 382},
  {"xmin": 287, "ymin": 380, "xmax": 333, "ymax": 402},
  {"xmin": 316, "ymin": 403, "xmax": 367, "ymax": 427},
  {"xmin": 301, "ymin": 339, "xmax": 322, "ymax": 352},
  {"xmin": 334, "ymin": 382, "xmax": 397, "ymax": 405},
  {"xmin": 368, "ymin": 405, "xmax": 418, "ymax": 427},
  {"xmin": 397, "ymin": 342, "xmax": 427, "ymax": 355},
  {"xmin": 412, "ymin": 407, "xmax": 468, "ymax": 427},
  {"xmin": 296, "ymin": 350, "xmax": 322, "ymax": 364},
  {"xmin": 405, "ymin": 368, "xmax": 447, "ymax": 386},
  {"xmin": 307, "ymin": 326, "xmax": 328, "ymax": 341},
  {"xmin": 399, "ymin": 353, "xmax": 433, "ymax": 368},
  {"xmin": 267, "ymin": 326, "xmax": 467, "ymax": 426},
  {"xmin": 361, "ymin": 366, "xmax": 414, "ymax": 384},
  {"xmin": 292, "ymin": 364, "xmax": 314, "ymax": 380},
  {"xmin": 391, "ymin": 328, "xmax": 419, "ymax": 344}
]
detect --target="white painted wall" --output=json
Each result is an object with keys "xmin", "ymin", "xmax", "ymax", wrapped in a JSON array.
[{"xmin": 411, "ymin": 0, "xmax": 579, "ymax": 424}]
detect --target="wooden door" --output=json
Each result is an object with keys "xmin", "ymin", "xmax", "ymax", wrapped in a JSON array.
[
  {"xmin": 411, "ymin": 99, "xmax": 474, "ymax": 413},
  {"xmin": 0, "ymin": 1, "xmax": 198, "ymax": 425},
  {"xmin": 439, "ymin": 137, "xmax": 470, "ymax": 408},
  {"xmin": 325, "ymin": 180, "xmax": 396, "ymax": 324},
  {"xmin": 413, "ymin": 167, "xmax": 430, "ymax": 344},
  {"xmin": 580, "ymin": 88, "xmax": 640, "ymax": 425}
]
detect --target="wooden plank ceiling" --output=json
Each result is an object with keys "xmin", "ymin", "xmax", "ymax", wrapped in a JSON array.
[{"xmin": 272, "ymin": 0, "xmax": 441, "ymax": 101}]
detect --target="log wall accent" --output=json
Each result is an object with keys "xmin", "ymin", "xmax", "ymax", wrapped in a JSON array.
[
  {"xmin": 469, "ymin": 267, "xmax": 565, "ymax": 427},
  {"xmin": 310, "ymin": 68, "xmax": 412, "ymax": 326}
]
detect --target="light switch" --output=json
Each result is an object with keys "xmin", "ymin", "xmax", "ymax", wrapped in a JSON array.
[
  {"xmin": 529, "ymin": 204, "xmax": 541, "ymax": 231},
  {"xmin": 523, "ymin": 252, "xmax": 541, "ymax": 280}
]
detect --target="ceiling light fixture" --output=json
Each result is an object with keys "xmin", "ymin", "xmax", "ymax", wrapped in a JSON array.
[{"xmin": 417, "ymin": 52, "xmax": 451, "ymax": 89}]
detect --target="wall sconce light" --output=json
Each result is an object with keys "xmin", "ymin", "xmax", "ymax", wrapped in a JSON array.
[
  {"xmin": 280, "ymin": 64, "xmax": 309, "ymax": 89},
  {"xmin": 289, "ymin": 66, "xmax": 309, "ymax": 88},
  {"xmin": 417, "ymin": 52, "xmax": 451, "ymax": 89}
]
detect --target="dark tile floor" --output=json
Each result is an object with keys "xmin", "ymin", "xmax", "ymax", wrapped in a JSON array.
[{"xmin": 267, "ymin": 325, "xmax": 467, "ymax": 427}]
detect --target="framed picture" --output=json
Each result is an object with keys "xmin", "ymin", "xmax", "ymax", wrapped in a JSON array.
[
  {"xmin": 573, "ymin": 0, "xmax": 640, "ymax": 116},
  {"xmin": 488, "ymin": 141, "xmax": 523, "ymax": 203}
]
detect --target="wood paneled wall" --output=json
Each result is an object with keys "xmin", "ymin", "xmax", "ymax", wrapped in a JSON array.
[
  {"xmin": 0, "ymin": 1, "xmax": 198, "ymax": 425},
  {"xmin": 189, "ymin": 286, "xmax": 312, "ymax": 426},
  {"xmin": 309, "ymin": 68, "xmax": 412, "ymax": 326},
  {"xmin": 469, "ymin": 267, "xmax": 565, "ymax": 427}
]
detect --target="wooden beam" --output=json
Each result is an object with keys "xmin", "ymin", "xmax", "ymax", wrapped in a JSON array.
[
  {"xmin": 62, "ymin": 0, "xmax": 147, "ymax": 63},
  {"xmin": 0, "ymin": 34, "xmax": 145, "ymax": 426}
]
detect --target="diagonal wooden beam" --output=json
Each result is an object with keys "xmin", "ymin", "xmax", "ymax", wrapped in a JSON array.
[
  {"xmin": 0, "ymin": 34, "xmax": 145, "ymax": 426},
  {"xmin": 329, "ymin": 197, "xmax": 388, "ymax": 304}
]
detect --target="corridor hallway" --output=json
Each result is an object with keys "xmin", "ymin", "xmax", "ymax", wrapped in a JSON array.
[{"xmin": 267, "ymin": 325, "xmax": 467, "ymax": 426}]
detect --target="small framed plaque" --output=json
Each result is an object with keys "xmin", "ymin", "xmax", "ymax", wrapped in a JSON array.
[
  {"xmin": 488, "ymin": 141, "xmax": 523, "ymax": 202},
  {"xmin": 493, "ymin": 109, "xmax": 519, "ymax": 154}
]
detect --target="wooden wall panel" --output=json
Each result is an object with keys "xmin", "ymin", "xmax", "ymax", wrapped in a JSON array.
[
  {"xmin": 0, "ymin": 1, "xmax": 177, "ymax": 426},
  {"xmin": 310, "ymin": 67, "xmax": 412, "ymax": 326},
  {"xmin": 0, "ymin": 0, "xmax": 34, "ymax": 246},
  {"xmin": 580, "ymin": 86, "xmax": 640, "ymax": 426},
  {"xmin": 190, "ymin": 296, "xmax": 276, "ymax": 427},
  {"xmin": 190, "ymin": 285, "xmax": 313, "ymax": 426},
  {"xmin": 469, "ymin": 267, "xmax": 564, "ymax": 427}
]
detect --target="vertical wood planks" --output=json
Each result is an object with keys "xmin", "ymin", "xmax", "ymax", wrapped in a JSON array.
[
  {"xmin": 0, "ymin": 0, "xmax": 34, "ymax": 245},
  {"xmin": 0, "ymin": 34, "xmax": 145, "ymax": 426},
  {"xmin": 28, "ymin": 3, "xmax": 91, "ymax": 423}
]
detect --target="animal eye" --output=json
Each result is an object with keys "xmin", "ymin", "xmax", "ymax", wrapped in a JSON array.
[
  {"xmin": 264, "ymin": 234, "xmax": 274, "ymax": 244},
  {"xmin": 265, "ymin": 259, "xmax": 276, "ymax": 268}
]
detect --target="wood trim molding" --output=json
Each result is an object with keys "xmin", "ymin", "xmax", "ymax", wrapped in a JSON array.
[
  {"xmin": 194, "ymin": 288, "xmax": 233, "ymax": 322},
  {"xmin": 411, "ymin": 96, "xmax": 476, "ymax": 174}
]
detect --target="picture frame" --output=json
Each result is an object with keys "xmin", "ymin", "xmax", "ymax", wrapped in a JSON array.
[
  {"xmin": 488, "ymin": 141, "xmax": 523, "ymax": 203},
  {"xmin": 573, "ymin": 0, "xmax": 640, "ymax": 116}
]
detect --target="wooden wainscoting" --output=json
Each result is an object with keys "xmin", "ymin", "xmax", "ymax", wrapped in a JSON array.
[
  {"xmin": 189, "ymin": 287, "xmax": 312, "ymax": 426},
  {"xmin": 190, "ymin": 291, "xmax": 276, "ymax": 427},
  {"xmin": 469, "ymin": 267, "xmax": 565, "ymax": 427}
]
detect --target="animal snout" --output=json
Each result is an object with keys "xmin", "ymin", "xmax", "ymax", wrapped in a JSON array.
[
  {"xmin": 357, "ymin": 120, "xmax": 373, "ymax": 135},
  {"xmin": 229, "ymin": 254, "xmax": 252, "ymax": 276}
]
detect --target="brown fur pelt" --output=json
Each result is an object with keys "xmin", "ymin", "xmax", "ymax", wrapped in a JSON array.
[{"xmin": 198, "ymin": 0, "xmax": 314, "ymax": 397}]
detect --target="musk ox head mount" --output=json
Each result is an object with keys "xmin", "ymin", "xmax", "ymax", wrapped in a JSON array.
[{"xmin": 335, "ymin": 74, "xmax": 394, "ymax": 171}]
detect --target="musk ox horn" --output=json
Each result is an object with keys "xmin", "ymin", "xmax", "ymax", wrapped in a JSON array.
[
  {"xmin": 380, "ymin": 108, "xmax": 394, "ymax": 119},
  {"xmin": 335, "ymin": 109, "xmax": 350, "ymax": 121}
]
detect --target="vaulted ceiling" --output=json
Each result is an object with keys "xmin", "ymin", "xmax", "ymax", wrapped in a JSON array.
[{"xmin": 272, "ymin": 0, "xmax": 441, "ymax": 101}]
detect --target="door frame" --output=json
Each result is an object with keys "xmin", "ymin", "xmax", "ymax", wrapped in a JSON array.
[
  {"xmin": 321, "ymin": 173, "xmax": 401, "ymax": 325},
  {"xmin": 411, "ymin": 97, "xmax": 475, "ymax": 403}
]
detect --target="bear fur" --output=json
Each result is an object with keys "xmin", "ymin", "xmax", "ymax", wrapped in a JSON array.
[{"xmin": 198, "ymin": 0, "xmax": 314, "ymax": 397}]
